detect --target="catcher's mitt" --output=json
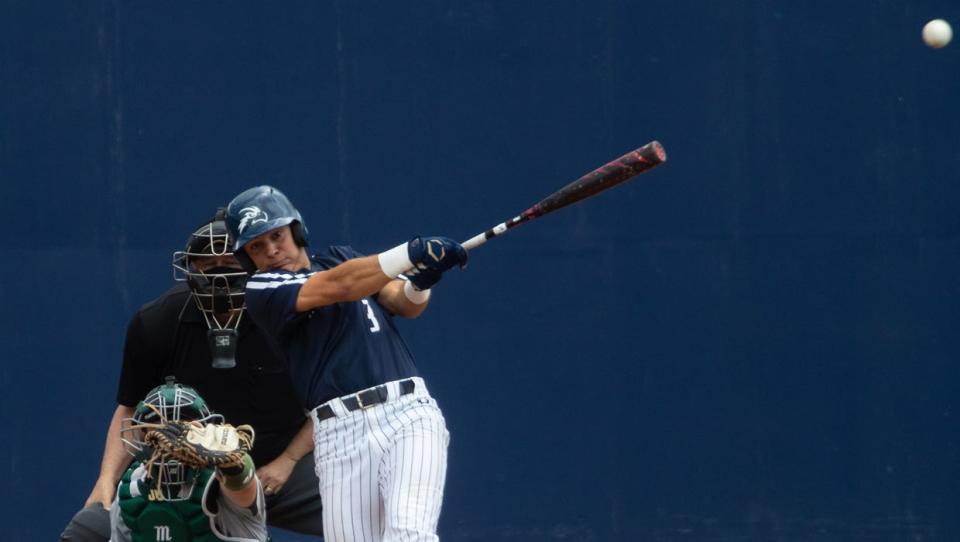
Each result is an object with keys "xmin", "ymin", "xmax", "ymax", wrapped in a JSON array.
[{"xmin": 143, "ymin": 421, "xmax": 255, "ymax": 472}]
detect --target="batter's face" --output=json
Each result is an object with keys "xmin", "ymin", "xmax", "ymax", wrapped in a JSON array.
[{"xmin": 243, "ymin": 225, "xmax": 310, "ymax": 272}]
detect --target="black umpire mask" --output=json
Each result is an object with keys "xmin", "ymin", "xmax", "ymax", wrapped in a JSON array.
[
  {"xmin": 188, "ymin": 266, "xmax": 247, "ymax": 314},
  {"xmin": 173, "ymin": 211, "xmax": 250, "ymax": 369}
]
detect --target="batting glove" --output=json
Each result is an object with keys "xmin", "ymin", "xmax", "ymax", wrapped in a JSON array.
[
  {"xmin": 407, "ymin": 236, "xmax": 468, "ymax": 273},
  {"xmin": 404, "ymin": 267, "xmax": 443, "ymax": 291}
]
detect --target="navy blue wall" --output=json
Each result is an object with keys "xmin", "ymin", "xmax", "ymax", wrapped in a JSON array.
[{"xmin": 2, "ymin": 1, "xmax": 958, "ymax": 540}]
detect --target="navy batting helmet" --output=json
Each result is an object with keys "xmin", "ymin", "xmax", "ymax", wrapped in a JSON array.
[{"xmin": 225, "ymin": 186, "xmax": 308, "ymax": 272}]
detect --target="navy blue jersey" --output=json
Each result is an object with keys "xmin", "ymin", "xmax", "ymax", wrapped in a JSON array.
[{"xmin": 244, "ymin": 245, "xmax": 420, "ymax": 408}]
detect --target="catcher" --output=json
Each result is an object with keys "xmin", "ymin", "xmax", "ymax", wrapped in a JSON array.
[{"xmin": 110, "ymin": 378, "xmax": 268, "ymax": 542}]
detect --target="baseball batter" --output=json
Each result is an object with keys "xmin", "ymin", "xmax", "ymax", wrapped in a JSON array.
[{"xmin": 225, "ymin": 185, "xmax": 466, "ymax": 542}]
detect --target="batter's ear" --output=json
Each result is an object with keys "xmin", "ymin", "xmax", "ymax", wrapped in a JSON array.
[{"xmin": 290, "ymin": 222, "xmax": 309, "ymax": 247}]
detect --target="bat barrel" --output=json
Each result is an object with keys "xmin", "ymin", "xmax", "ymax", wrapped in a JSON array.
[
  {"xmin": 533, "ymin": 140, "xmax": 667, "ymax": 216},
  {"xmin": 592, "ymin": 140, "xmax": 666, "ymax": 181},
  {"xmin": 644, "ymin": 140, "xmax": 667, "ymax": 163},
  {"xmin": 461, "ymin": 140, "xmax": 667, "ymax": 250}
]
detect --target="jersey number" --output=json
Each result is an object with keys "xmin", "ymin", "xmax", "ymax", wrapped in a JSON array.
[{"xmin": 361, "ymin": 299, "xmax": 381, "ymax": 333}]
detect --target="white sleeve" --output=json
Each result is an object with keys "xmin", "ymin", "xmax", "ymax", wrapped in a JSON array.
[
  {"xmin": 212, "ymin": 480, "xmax": 269, "ymax": 541},
  {"xmin": 109, "ymin": 499, "xmax": 132, "ymax": 542}
]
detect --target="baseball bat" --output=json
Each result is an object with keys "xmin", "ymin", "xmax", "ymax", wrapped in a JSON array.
[{"xmin": 462, "ymin": 140, "xmax": 667, "ymax": 250}]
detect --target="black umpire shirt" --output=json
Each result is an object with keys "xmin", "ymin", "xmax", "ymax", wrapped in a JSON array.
[{"xmin": 116, "ymin": 283, "xmax": 306, "ymax": 465}]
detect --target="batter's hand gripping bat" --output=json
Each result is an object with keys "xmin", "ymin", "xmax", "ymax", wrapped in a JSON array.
[{"xmin": 461, "ymin": 140, "xmax": 667, "ymax": 250}]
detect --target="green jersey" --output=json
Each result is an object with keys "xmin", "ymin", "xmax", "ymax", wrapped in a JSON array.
[{"xmin": 110, "ymin": 461, "xmax": 268, "ymax": 542}]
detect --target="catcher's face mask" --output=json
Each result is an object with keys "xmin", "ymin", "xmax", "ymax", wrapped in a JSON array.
[
  {"xmin": 172, "ymin": 213, "xmax": 249, "ymax": 369},
  {"xmin": 120, "ymin": 379, "xmax": 223, "ymax": 501}
]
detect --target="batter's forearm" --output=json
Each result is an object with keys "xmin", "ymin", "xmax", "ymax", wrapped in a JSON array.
[
  {"xmin": 296, "ymin": 255, "xmax": 395, "ymax": 312},
  {"xmin": 377, "ymin": 279, "xmax": 429, "ymax": 318}
]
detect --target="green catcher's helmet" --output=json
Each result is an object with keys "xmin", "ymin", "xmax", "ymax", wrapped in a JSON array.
[{"xmin": 120, "ymin": 377, "xmax": 222, "ymax": 501}]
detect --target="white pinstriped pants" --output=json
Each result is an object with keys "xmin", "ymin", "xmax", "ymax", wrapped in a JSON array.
[{"xmin": 309, "ymin": 377, "xmax": 449, "ymax": 542}]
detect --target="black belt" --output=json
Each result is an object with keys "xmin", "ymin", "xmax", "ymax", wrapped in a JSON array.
[{"xmin": 314, "ymin": 379, "xmax": 416, "ymax": 422}]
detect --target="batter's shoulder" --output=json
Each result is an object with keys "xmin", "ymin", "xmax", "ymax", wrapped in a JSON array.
[{"xmin": 310, "ymin": 245, "xmax": 365, "ymax": 268}]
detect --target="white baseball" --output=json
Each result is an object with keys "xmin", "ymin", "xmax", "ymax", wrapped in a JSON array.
[{"xmin": 922, "ymin": 19, "xmax": 953, "ymax": 49}]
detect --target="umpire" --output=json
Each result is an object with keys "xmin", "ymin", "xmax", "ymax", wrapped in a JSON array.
[{"xmin": 59, "ymin": 211, "xmax": 324, "ymax": 541}]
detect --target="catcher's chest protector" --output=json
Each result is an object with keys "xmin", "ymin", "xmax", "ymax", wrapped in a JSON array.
[{"xmin": 118, "ymin": 462, "xmax": 222, "ymax": 542}]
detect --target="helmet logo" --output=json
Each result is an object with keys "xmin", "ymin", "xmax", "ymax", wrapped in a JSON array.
[{"xmin": 237, "ymin": 206, "xmax": 269, "ymax": 234}]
